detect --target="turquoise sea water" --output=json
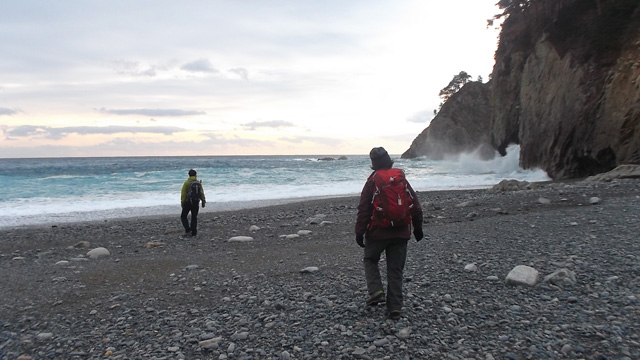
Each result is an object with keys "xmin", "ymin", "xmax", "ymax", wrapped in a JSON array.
[{"xmin": 0, "ymin": 146, "xmax": 549, "ymax": 228}]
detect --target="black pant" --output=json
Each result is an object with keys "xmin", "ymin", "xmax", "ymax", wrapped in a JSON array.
[
  {"xmin": 180, "ymin": 203, "xmax": 199, "ymax": 235},
  {"xmin": 363, "ymin": 238, "xmax": 408, "ymax": 311}
]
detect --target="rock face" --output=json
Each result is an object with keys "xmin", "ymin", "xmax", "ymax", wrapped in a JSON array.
[
  {"xmin": 490, "ymin": 0, "xmax": 640, "ymax": 179},
  {"xmin": 402, "ymin": 81, "xmax": 494, "ymax": 160}
]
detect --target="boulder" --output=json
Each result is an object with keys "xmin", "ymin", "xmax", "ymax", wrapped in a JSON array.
[
  {"xmin": 86, "ymin": 247, "xmax": 110, "ymax": 259},
  {"xmin": 505, "ymin": 265, "xmax": 539, "ymax": 287},
  {"xmin": 228, "ymin": 236, "xmax": 254, "ymax": 242},
  {"xmin": 543, "ymin": 268, "xmax": 577, "ymax": 287},
  {"xmin": 584, "ymin": 164, "xmax": 640, "ymax": 182},
  {"xmin": 492, "ymin": 179, "xmax": 536, "ymax": 191},
  {"xmin": 300, "ymin": 266, "xmax": 319, "ymax": 273}
]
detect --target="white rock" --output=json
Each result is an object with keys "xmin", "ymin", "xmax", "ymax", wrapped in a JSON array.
[
  {"xmin": 456, "ymin": 200, "xmax": 480, "ymax": 208},
  {"xmin": 248, "ymin": 225, "xmax": 260, "ymax": 232},
  {"xmin": 36, "ymin": 332, "xmax": 54, "ymax": 341},
  {"xmin": 538, "ymin": 197, "xmax": 551, "ymax": 204},
  {"xmin": 397, "ymin": 327, "xmax": 412, "ymax": 339},
  {"xmin": 464, "ymin": 263, "xmax": 478, "ymax": 272},
  {"xmin": 285, "ymin": 234, "xmax": 300, "ymax": 239},
  {"xmin": 228, "ymin": 236, "xmax": 254, "ymax": 242},
  {"xmin": 12, "ymin": 257, "xmax": 25, "ymax": 260},
  {"xmin": 505, "ymin": 265, "xmax": 539, "ymax": 287},
  {"xmin": 297, "ymin": 230, "xmax": 313, "ymax": 236},
  {"xmin": 306, "ymin": 214, "xmax": 326, "ymax": 224},
  {"xmin": 543, "ymin": 268, "xmax": 577, "ymax": 287},
  {"xmin": 168, "ymin": 346, "xmax": 179, "ymax": 352},
  {"xmin": 87, "ymin": 247, "xmax": 110, "ymax": 259},
  {"xmin": 55, "ymin": 260, "xmax": 70, "ymax": 266},
  {"xmin": 199, "ymin": 337, "xmax": 223, "ymax": 349},
  {"xmin": 300, "ymin": 266, "xmax": 319, "ymax": 273},
  {"xmin": 185, "ymin": 264, "xmax": 199, "ymax": 270},
  {"xmin": 589, "ymin": 197, "xmax": 601, "ymax": 205},
  {"xmin": 319, "ymin": 221, "xmax": 333, "ymax": 226}
]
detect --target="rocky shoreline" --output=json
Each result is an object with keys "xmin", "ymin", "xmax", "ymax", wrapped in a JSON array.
[{"xmin": 1, "ymin": 179, "xmax": 639, "ymax": 359}]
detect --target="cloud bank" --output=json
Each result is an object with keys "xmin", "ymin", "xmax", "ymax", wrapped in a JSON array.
[
  {"xmin": 97, "ymin": 108, "xmax": 206, "ymax": 117},
  {"xmin": 4, "ymin": 125, "xmax": 186, "ymax": 140}
]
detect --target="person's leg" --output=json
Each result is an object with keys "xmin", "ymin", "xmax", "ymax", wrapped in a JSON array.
[
  {"xmin": 363, "ymin": 239, "xmax": 386, "ymax": 304},
  {"xmin": 180, "ymin": 206, "xmax": 191, "ymax": 233},
  {"xmin": 385, "ymin": 239, "xmax": 408, "ymax": 313},
  {"xmin": 190, "ymin": 205, "xmax": 199, "ymax": 236}
]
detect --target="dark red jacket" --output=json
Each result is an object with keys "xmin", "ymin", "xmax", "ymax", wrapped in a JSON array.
[{"xmin": 355, "ymin": 170, "xmax": 423, "ymax": 240}]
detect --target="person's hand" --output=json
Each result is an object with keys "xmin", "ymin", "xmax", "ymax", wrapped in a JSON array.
[
  {"xmin": 414, "ymin": 227, "xmax": 424, "ymax": 242},
  {"xmin": 356, "ymin": 235, "xmax": 365, "ymax": 248},
  {"xmin": 201, "ymin": 201, "xmax": 206, "ymax": 208}
]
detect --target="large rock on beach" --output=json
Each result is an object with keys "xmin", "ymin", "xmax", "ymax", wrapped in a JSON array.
[
  {"xmin": 584, "ymin": 164, "xmax": 640, "ymax": 182},
  {"xmin": 228, "ymin": 236, "xmax": 254, "ymax": 242},
  {"xmin": 543, "ymin": 268, "xmax": 577, "ymax": 288},
  {"xmin": 505, "ymin": 265, "xmax": 539, "ymax": 287},
  {"xmin": 86, "ymin": 247, "xmax": 110, "ymax": 259}
]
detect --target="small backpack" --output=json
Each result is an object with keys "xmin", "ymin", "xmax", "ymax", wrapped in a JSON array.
[
  {"xmin": 369, "ymin": 168, "xmax": 413, "ymax": 229},
  {"xmin": 187, "ymin": 180, "xmax": 202, "ymax": 205}
]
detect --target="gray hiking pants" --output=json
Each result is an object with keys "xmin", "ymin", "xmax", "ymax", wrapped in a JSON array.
[{"xmin": 363, "ymin": 238, "xmax": 408, "ymax": 311}]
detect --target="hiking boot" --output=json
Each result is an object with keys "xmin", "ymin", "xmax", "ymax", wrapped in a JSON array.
[
  {"xmin": 389, "ymin": 310, "xmax": 402, "ymax": 320},
  {"xmin": 366, "ymin": 290, "xmax": 385, "ymax": 307}
]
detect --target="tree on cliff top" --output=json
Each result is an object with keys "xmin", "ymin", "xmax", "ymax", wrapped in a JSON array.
[
  {"xmin": 438, "ymin": 71, "xmax": 472, "ymax": 107},
  {"xmin": 495, "ymin": 0, "xmax": 537, "ymax": 19}
]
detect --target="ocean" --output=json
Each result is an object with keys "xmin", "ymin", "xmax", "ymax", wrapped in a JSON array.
[{"xmin": 0, "ymin": 145, "xmax": 549, "ymax": 228}]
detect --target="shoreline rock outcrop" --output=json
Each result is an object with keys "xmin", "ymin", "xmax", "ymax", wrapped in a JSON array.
[
  {"xmin": 403, "ymin": 0, "xmax": 639, "ymax": 180},
  {"xmin": 490, "ymin": 0, "xmax": 640, "ymax": 179},
  {"xmin": 401, "ymin": 81, "xmax": 494, "ymax": 160}
]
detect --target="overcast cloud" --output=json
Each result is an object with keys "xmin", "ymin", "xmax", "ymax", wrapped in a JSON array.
[
  {"xmin": 97, "ymin": 108, "xmax": 206, "ymax": 117},
  {"xmin": 0, "ymin": 108, "xmax": 19, "ymax": 116},
  {"xmin": 242, "ymin": 120, "xmax": 295, "ymax": 131},
  {"xmin": 0, "ymin": 0, "xmax": 500, "ymax": 157},
  {"xmin": 4, "ymin": 125, "xmax": 185, "ymax": 140}
]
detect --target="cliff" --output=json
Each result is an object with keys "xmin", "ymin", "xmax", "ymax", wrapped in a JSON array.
[
  {"xmin": 401, "ymin": 81, "xmax": 494, "ymax": 160},
  {"xmin": 491, "ymin": 0, "xmax": 640, "ymax": 179},
  {"xmin": 404, "ymin": 0, "xmax": 639, "ymax": 179}
]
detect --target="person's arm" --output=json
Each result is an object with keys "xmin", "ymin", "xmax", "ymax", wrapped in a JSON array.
[
  {"xmin": 180, "ymin": 181, "xmax": 188, "ymax": 204},
  {"xmin": 355, "ymin": 177, "xmax": 374, "ymax": 237},
  {"xmin": 407, "ymin": 181, "xmax": 424, "ymax": 240}
]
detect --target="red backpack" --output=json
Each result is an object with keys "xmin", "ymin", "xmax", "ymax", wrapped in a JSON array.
[{"xmin": 369, "ymin": 168, "xmax": 414, "ymax": 229}]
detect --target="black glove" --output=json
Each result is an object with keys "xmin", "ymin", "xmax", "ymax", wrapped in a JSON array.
[
  {"xmin": 414, "ymin": 227, "xmax": 424, "ymax": 242},
  {"xmin": 201, "ymin": 201, "xmax": 206, "ymax": 208},
  {"xmin": 356, "ymin": 235, "xmax": 365, "ymax": 248}
]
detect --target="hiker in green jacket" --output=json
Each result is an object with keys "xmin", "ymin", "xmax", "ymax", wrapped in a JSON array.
[{"xmin": 181, "ymin": 169, "xmax": 206, "ymax": 237}]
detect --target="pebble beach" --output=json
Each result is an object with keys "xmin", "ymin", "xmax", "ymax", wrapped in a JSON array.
[{"xmin": 1, "ymin": 178, "xmax": 639, "ymax": 359}]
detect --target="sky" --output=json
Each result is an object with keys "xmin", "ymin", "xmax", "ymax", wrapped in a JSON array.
[{"xmin": 0, "ymin": 0, "xmax": 501, "ymax": 158}]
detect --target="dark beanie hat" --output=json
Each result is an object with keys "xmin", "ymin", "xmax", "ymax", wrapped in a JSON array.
[
  {"xmin": 369, "ymin": 147, "xmax": 393, "ymax": 170},
  {"xmin": 188, "ymin": 169, "xmax": 197, "ymax": 176}
]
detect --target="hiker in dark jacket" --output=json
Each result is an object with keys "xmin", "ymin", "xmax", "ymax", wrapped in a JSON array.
[
  {"xmin": 354, "ymin": 147, "xmax": 423, "ymax": 320},
  {"xmin": 181, "ymin": 169, "xmax": 206, "ymax": 237}
]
